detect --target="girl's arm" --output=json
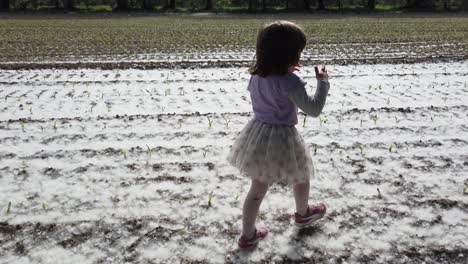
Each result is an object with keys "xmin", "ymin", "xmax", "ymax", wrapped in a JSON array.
[
  {"xmin": 288, "ymin": 79, "xmax": 330, "ymax": 117},
  {"xmin": 288, "ymin": 66, "xmax": 329, "ymax": 117}
]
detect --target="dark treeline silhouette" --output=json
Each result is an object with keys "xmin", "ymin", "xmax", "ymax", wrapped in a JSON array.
[{"xmin": 0, "ymin": 0, "xmax": 467, "ymax": 11}]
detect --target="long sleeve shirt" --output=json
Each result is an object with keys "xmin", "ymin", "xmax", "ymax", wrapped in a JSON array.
[{"xmin": 248, "ymin": 72, "xmax": 329, "ymax": 126}]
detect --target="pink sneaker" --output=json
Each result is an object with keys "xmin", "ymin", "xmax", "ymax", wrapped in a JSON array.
[
  {"xmin": 238, "ymin": 226, "xmax": 268, "ymax": 249},
  {"xmin": 294, "ymin": 203, "xmax": 327, "ymax": 227}
]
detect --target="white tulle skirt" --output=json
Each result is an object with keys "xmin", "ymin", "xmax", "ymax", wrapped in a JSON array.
[{"xmin": 227, "ymin": 119, "xmax": 314, "ymax": 185}]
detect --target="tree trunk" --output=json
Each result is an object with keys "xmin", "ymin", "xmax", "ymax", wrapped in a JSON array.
[
  {"xmin": 464, "ymin": 0, "xmax": 468, "ymax": 11},
  {"xmin": 63, "ymin": 0, "xmax": 74, "ymax": 11},
  {"xmin": 317, "ymin": 0, "xmax": 325, "ymax": 10},
  {"xmin": 142, "ymin": 0, "xmax": 152, "ymax": 10},
  {"xmin": 248, "ymin": 0, "xmax": 253, "ymax": 11},
  {"xmin": 164, "ymin": 0, "xmax": 175, "ymax": 9},
  {"xmin": 115, "ymin": 0, "xmax": 128, "ymax": 10},
  {"xmin": 303, "ymin": 0, "xmax": 310, "ymax": 10},
  {"xmin": 368, "ymin": 0, "xmax": 376, "ymax": 9},
  {"xmin": 262, "ymin": 0, "xmax": 266, "ymax": 11},
  {"xmin": 0, "ymin": 0, "xmax": 10, "ymax": 10},
  {"xmin": 443, "ymin": 0, "xmax": 449, "ymax": 10},
  {"xmin": 205, "ymin": 0, "xmax": 212, "ymax": 10}
]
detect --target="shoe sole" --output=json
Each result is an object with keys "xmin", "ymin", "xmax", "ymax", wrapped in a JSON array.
[{"xmin": 294, "ymin": 213, "xmax": 325, "ymax": 227}]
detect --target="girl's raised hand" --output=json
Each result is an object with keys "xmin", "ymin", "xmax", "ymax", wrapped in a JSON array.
[
  {"xmin": 315, "ymin": 65, "xmax": 328, "ymax": 80},
  {"xmin": 288, "ymin": 64, "xmax": 300, "ymax": 73}
]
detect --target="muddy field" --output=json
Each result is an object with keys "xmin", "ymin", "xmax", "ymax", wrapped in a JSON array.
[
  {"xmin": 0, "ymin": 60, "xmax": 467, "ymax": 263},
  {"xmin": 0, "ymin": 14, "xmax": 467, "ymax": 70}
]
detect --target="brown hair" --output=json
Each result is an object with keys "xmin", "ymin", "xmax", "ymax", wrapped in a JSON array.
[{"xmin": 249, "ymin": 21, "xmax": 307, "ymax": 77}]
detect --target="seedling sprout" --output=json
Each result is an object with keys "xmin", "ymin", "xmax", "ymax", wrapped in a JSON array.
[
  {"xmin": 372, "ymin": 115, "xmax": 378, "ymax": 125},
  {"xmin": 208, "ymin": 191, "xmax": 214, "ymax": 207},
  {"xmin": 146, "ymin": 145, "xmax": 154, "ymax": 158},
  {"xmin": 358, "ymin": 144, "xmax": 365, "ymax": 156},
  {"xmin": 319, "ymin": 116, "xmax": 328, "ymax": 126},
  {"xmin": 389, "ymin": 143, "xmax": 396, "ymax": 152},
  {"xmin": 221, "ymin": 114, "xmax": 230, "ymax": 128},
  {"xmin": 207, "ymin": 116, "xmax": 214, "ymax": 128},
  {"xmin": 6, "ymin": 201, "xmax": 12, "ymax": 214}
]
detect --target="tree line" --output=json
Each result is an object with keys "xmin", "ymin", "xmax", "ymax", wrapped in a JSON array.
[{"xmin": 1, "ymin": 0, "xmax": 467, "ymax": 11}]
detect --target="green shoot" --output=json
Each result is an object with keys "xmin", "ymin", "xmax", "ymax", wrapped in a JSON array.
[
  {"xmin": 21, "ymin": 122, "xmax": 25, "ymax": 132},
  {"xmin": 389, "ymin": 143, "xmax": 395, "ymax": 152},
  {"xmin": 6, "ymin": 201, "xmax": 11, "ymax": 214},
  {"xmin": 178, "ymin": 228, "xmax": 185, "ymax": 235},
  {"xmin": 386, "ymin": 98, "xmax": 390, "ymax": 105},
  {"xmin": 221, "ymin": 114, "xmax": 230, "ymax": 128},
  {"xmin": 208, "ymin": 191, "xmax": 214, "ymax": 207},
  {"xmin": 377, "ymin": 188, "xmax": 382, "ymax": 199},
  {"xmin": 394, "ymin": 116, "xmax": 401, "ymax": 124},
  {"xmin": 207, "ymin": 116, "xmax": 214, "ymax": 128},
  {"xmin": 203, "ymin": 151, "xmax": 207, "ymax": 158},
  {"xmin": 122, "ymin": 149, "xmax": 127, "ymax": 159},
  {"xmin": 29, "ymin": 107, "xmax": 33, "ymax": 115},
  {"xmin": 372, "ymin": 115, "xmax": 378, "ymax": 125},
  {"xmin": 53, "ymin": 121, "xmax": 58, "ymax": 131},
  {"xmin": 164, "ymin": 88, "xmax": 170, "ymax": 96},
  {"xmin": 358, "ymin": 144, "xmax": 365, "ymax": 156},
  {"xmin": 464, "ymin": 180, "xmax": 468, "ymax": 195},
  {"xmin": 105, "ymin": 102, "xmax": 112, "ymax": 112},
  {"xmin": 313, "ymin": 144, "xmax": 318, "ymax": 155},
  {"xmin": 360, "ymin": 118, "xmax": 363, "ymax": 127},
  {"xmin": 42, "ymin": 201, "xmax": 46, "ymax": 210},
  {"xmin": 302, "ymin": 116, "xmax": 307, "ymax": 127},
  {"xmin": 235, "ymin": 193, "xmax": 239, "ymax": 201},
  {"xmin": 319, "ymin": 116, "xmax": 328, "ymax": 126},
  {"xmin": 146, "ymin": 145, "xmax": 154, "ymax": 158}
]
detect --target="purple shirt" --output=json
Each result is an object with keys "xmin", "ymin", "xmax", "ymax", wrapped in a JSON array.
[{"xmin": 248, "ymin": 73, "xmax": 307, "ymax": 126}]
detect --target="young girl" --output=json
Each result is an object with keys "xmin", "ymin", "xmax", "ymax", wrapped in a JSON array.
[{"xmin": 227, "ymin": 21, "xmax": 330, "ymax": 249}]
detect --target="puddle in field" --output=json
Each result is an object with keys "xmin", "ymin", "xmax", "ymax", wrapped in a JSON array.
[{"xmin": 0, "ymin": 61, "xmax": 468, "ymax": 263}]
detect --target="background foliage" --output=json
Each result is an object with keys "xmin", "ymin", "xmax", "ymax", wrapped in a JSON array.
[{"xmin": 0, "ymin": 0, "xmax": 467, "ymax": 11}]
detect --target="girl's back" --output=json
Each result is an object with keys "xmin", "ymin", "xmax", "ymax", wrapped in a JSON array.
[{"xmin": 248, "ymin": 72, "xmax": 306, "ymax": 126}]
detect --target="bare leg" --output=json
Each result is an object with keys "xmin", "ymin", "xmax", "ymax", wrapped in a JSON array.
[
  {"xmin": 241, "ymin": 179, "xmax": 269, "ymax": 239},
  {"xmin": 293, "ymin": 180, "xmax": 310, "ymax": 216}
]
